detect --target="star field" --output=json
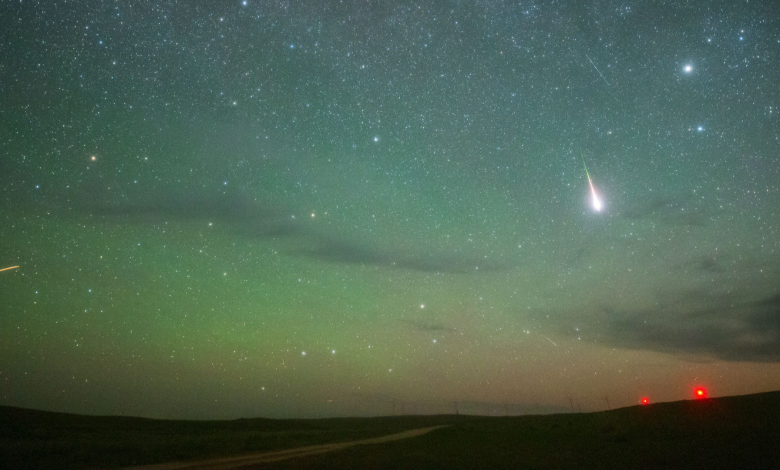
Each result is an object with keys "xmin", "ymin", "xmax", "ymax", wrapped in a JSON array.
[{"xmin": 1, "ymin": 1, "xmax": 779, "ymax": 419}]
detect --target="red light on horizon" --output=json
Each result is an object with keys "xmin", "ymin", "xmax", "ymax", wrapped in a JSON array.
[
  {"xmin": 694, "ymin": 387, "xmax": 708, "ymax": 399},
  {"xmin": 640, "ymin": 397, "xmax": 650, "ymax": 405}
]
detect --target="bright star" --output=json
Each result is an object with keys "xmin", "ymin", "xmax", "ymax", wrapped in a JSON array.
[{"xmin": 683, "ymin": 64, "xmax": 693, "ymax": 73}]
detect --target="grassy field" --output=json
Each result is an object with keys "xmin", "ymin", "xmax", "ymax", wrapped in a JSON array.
[
  {"xmin": 0, "ymin": 407, "xmax": 464, "ymax": 468},
  {"xmin": 2, "ymin": 391, "xmax": 779, "ymax": 468}
]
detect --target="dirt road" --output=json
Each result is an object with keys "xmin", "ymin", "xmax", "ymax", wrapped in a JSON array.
[{"xmin": 130, "ymin": 425, "xmax": 448, "ymax": 469}]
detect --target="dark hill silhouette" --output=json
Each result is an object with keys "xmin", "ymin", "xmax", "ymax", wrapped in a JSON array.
[{"xmin": 2, "ymin": 391, "xmax": 779, "ymax": 468}]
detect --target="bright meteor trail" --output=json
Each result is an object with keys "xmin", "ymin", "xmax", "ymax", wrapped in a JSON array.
[
  {"xmin": 0, "ymin": 266, "xmax": 20, "ymax": 273},
  {"xmin": 583, "ymin": 159, "xmax": 603, "ymax": 212}
]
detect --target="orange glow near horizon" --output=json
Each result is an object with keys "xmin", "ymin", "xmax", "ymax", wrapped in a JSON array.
[
  {"xmin": 640, "ymin": 397, "xmax": 649, "ymax": 405},
  {"xmin": 695, "ymin": 387, "xmax": 708, "ymax": 399}
]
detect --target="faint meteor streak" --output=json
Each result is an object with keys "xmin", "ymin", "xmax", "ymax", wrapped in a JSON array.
[
  {"xmin": 583, "ymin": 159, "xmax": 603, "ymax": 212},
  {"xmin": 0, "ymin": 266, "xmax": 19, "ymax": 273},
  {"xmin": 585, "ymin": 54, "xmax": 611, "ymax": 86},
  {"xmin": 545, "ymin": 337, "xmax": 558, "ymax": 347}
]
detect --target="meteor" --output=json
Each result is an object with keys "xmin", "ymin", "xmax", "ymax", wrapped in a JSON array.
[
  {"xmin": 0, "ymin": 266, "xmax": 19, "ymax": 273},
  {"xmin": 582, "ymin": 159, "xmax": 603, "ymax": 212},
  {"xmin": 586, "ymin": 54, "xmax": 611, "ymax": 86}
]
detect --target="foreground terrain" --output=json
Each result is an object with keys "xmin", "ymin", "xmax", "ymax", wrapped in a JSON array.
[{"xmin": 2, "ymin": 391, "xmax": 779, "ymax": 468}]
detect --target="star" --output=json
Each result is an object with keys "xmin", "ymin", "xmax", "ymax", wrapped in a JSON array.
[{"xmin": 683, "ymin": 64, "xmax": 693, "ymax": 73}]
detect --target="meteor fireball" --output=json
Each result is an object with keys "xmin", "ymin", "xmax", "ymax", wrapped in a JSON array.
[{"xmin": 583, "ymin": 159, "xmax": 603, "ymax": 212}]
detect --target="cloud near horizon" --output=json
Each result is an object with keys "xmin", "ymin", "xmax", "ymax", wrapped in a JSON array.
[{"xmin": 543, "ymin": 290, "xmax": 780, "ymax": 363}]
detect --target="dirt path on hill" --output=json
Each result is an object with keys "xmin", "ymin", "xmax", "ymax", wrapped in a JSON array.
[{"xmin": 130, "ymin": 425, "xmax": 448, "ymax": 469}]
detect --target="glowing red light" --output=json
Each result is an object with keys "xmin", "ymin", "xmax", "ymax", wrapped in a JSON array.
[
  {"xmin": 640, "ymin": 397, "xmax": 650, "ymax": 405},
  {"xmin": 694, "ymin": 387, "xmax": 708, "ymax": 399}
]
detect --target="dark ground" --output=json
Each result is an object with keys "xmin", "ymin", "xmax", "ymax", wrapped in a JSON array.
[
  {"xmin": 2, "ymin": 391, "xmax": 779, "ymax": 469},
  {"xmin": 269, "ymin": 392, "xmax": 780, "ymax": 469}
]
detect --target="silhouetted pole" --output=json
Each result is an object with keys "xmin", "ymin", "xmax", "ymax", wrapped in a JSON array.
[
  {"xmin": 604, "ymin": 396, "xmax": 611, "ymax": 410},
  {"xmin": 569, "ymin": 397, "xmax": 575, "ymax": 413}
]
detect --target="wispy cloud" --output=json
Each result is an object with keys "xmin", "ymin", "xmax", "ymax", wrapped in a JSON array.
[
  {"xmin": 291, "ymin": 236, "xmax": 507, "ymax": 273},
  {"xmin": 81, "ymin": 192, "xmax": 507, "ymax": 274},
  {"xmin": 620, "ymin": 195, "xmax": 706, "ymax": 227},
  {"xmin": 86, "ymin": 193, "xmax": 297, "ymax": 237},
  {"xmin": 402, "ymin": 320, "xmax": 459, "ymax": 333}
]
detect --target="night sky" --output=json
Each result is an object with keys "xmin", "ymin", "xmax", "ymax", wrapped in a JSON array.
[{"xmin": 2, "ymin": 1, "xmax": 779, "ymax": 420}]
